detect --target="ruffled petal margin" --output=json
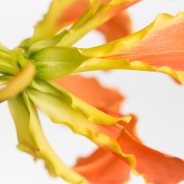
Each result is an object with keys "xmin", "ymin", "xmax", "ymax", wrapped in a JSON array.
[
  {"xmin": 77, "ymin": 12, "xmax": 184, "ymax": 83},
  {"xmin": 28, "ymin": 0, "xmax": 139, "ymax": 45},
  {"xmin": 54, "ymin": 75, "xmax": 123, "ymax": 113},
  {"xmin": 56, "ymin": 75, "xmax": 184, "ymax": 184}
]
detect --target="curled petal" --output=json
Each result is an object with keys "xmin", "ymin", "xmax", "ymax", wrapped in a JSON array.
[
  {"xmin": 8, "ymin": 94, "xmax": 88, "ymax": 184},
  {"xmin": 72, "ymin": 111, "xmax": 140, "ymax": 183},
  {"xmin": 29, "ymin": 79, "xmax": 131, "ymax": 126},
  {"xmin": 95, "ymin": 122, "xmax": 184, "ymax": 184},
  {"xmin": 56, "ymin": 0, "xmax": 133, "ymax": 42},
  {"xmin": 55, "ymin": 75, "xmax": 140, "ymax": 141},
  {"xmin": 28, "ymin": 0, "xmax": 139, "ymax": 46},
  {"xmin": 54, "ymin": 75, "xmax": 184, "ymax": 183},
  {"xmin": 78, "ymin": 12, "xmax": 184, "ymax": 83},
  {"xmin": 27, "ymin": 86, "xmax": 99, "ymax": 136},
  {"xmin": 30, "ymin": 78, "xmax": 178, "ymax": 183},
  {"xmin": 57, "ymin": 0, "xmax": 140, "ymax": 46},
  {"xmin": 27, "ymin": 80, "xmax": 135, "ymax": 170}
]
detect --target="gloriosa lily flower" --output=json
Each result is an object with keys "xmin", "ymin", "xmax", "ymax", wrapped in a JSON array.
[{"xmin": 0, "ymin": 0, "xmax": 184, "ymax": 183}]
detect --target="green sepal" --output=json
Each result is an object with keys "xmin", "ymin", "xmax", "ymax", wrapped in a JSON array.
[
  {"xmin": 26, "ymin": 31, "xmax": 66, "ymax": 55},
  {"xmin": 30, "ymin": 46, "xmax": 89, "ymax": 80}
]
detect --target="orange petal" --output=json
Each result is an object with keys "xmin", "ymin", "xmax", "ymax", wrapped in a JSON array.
[
  {"xmin": 56, "ymin": 75, "xmax": 183, "ymax": 184},
  {"xmin": 97, "ymin": 122, "xmax": 184, "ymax": 184},
  {"xmin": 55, "ymin": 75, "xmax": 142, "ymax": 132},
  {"xmin": 99, "ymin": 13, "xmax": 184, "ymax": 83},
  {"xmin": 97, "ymin": 11, "xmax": 132, "ymax": 42},
  {"xmin": 55, "ymin": 74, "xmax": 140, "ymax": 140},
  {"xmin": 56, "ymin": 0, "xmax": 138, "ymax": 42},
  {"xmin": 117, "ymin": 129, "xmax": 184, "ymax": 184},
  {"xmin": 118, "ymin": 114, "xmax": 140, "ymax": 141},
  {"xmin": 115, "ymin": 14, "xmax": 184, "ymax": 70},
  {"xmin": 102, "ymin": 13, "xmax": 184, "ymax": 70},
  {"xmin": 72, "ymin": 117, "xmax": 139, "ymax": 184},
  {"xmin": 56, "ymin": 0, "xmax": 88, "ymax": 27},
  {"xmin": 54, "ymin": 75, "xmax": 123, "ymax": 113},
  {"xmin": 56, "ymin": 74, "xmax": 184, "ymax": 183},
  {"xmin": 73, "ymin": 148, "xmax": 131, "ymax": 184}
]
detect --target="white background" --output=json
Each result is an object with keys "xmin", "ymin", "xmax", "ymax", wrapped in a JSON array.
[{"xmin": 0, "ymin": 0, "xmax": 184, "ymax": 183}]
